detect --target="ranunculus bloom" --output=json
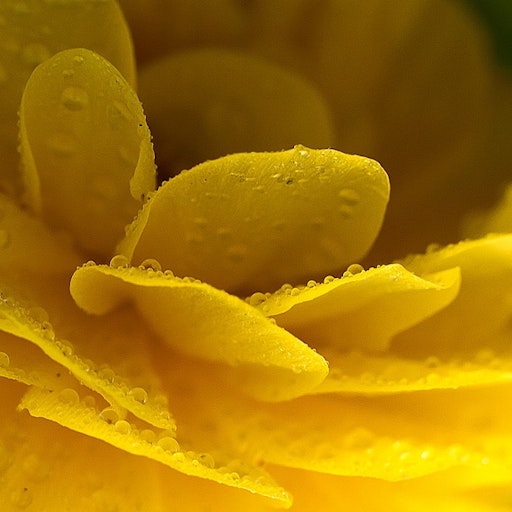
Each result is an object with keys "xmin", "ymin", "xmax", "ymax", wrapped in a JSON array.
[{"xmin": 1, "ymin": 1, "xmax": 512, "ymax": 510}]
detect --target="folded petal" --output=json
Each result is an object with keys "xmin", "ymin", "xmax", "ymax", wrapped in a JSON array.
[
  {"xmin": 19, "ymin": 48, "xmax": 156, "ymax": 257},
  {"xmin": 0, "ymin": 279, "xmax": 173, "ymax": 429},
  {"xmin": 70, "ymin": 262, "xmax": 328, "ymax": 401},
  {"xmin": 118, "ymin": 146, "xmax": 390, "ymax": 295},
  {"xmin": 137, "ymin": 48, "xmax": 335, "ymax": 179},
  {"xmin": 251, "ymin": 264, "xmax": 460, "ymax": 352},
  {"xmin": 0, "ymin": 0, "xmax": 135, "ymax": 196}
]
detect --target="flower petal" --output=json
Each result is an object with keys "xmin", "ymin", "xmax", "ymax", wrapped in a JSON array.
[
  {"xmin": 251, "ymin": 264, "xmax": 460, "ymax": 352},
  {"xmin": 70, "ymin": 262, "xmax": 329, "ymax": 401},
  {"xmin": 0, "ymin": 281, "xmax": 173, "ymax": 429},
  {"xmin": 19, "ymin": 385, "xmax": 292, "ymax": 508},
  {"xmin": 0, "ymin": 0, "xmax": 135, "ymax": 196},
  {"xmin": 137, "ymin": 48, "xmax": 335, "ymax": 179},
  {"xmin": 118, "ymin": 146, "xmax": 390, "ymax": 295},
  {"xmin": 394, "ymin": 235, "xmax": 512, "ymax": 356},
  {"xmin": 19, "ymin": 48, "xmax": 156, "ymax": 257}
]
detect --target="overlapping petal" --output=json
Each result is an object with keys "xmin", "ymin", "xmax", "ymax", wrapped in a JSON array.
[
  {"xmin": 118, "ymin": 146, "xmax": 390, "ymax": 295},
  {"xmin": 0, "ymin": 0, "xmax": 135, "ymax": 196},
  {"xmin": 19, "ymin": 48, "xmax": 156, "ymax": 257}
]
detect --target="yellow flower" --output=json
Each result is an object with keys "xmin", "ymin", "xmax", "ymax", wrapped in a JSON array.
[{"xmin": 1, "ymin": 1, "xmax": 512, "ymax": 511}]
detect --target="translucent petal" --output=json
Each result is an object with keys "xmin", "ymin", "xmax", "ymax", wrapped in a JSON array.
[
  {"xmin": 137, "ymin": 48, "xmax": 335, "ymax": 179},
  {"xmin": 0, "ymin": 0, "xmax": 135, "ymax": 196},
  {"xmin": 251, "ymin": 264, "xmax": 460, "ymax": 352},
  {"xmin": 70, "ymin": 263, "xmax": 329, "ymax": 401},
  {"xmin": 0, "ymin": 280, "xmax": 173, "ymax": 429},
  {"xmin": 19, "ymin": 385, "xmax": 292, "ymax": 508},
  {"xmin": 394, "ymin": 235, "xmax": 512, "ymax": 357},
  {"xmin": 118, "ymin": 146, "xmax": 390, "ymax": 295},
  {"xmin": 19, "ymin": 48, "xmax": 156, "ymax": 257}
]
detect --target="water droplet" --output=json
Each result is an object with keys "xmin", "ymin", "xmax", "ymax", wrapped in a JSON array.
[
  {"xmin": 344, "ymin": 263, "xmax": 364, "ymax": 276},
  {"xmin": 99, "ymin": 367, "xmax": 116, "ymax": 384},
  {"xmin": 28, "ymin": 306, "xmax": 49, "ymax": 323},
  {"xmin": 197, "ymin": 452, "xmax": 215, "ymax": 468},
  {"xmin": 107, "ymin": 100, "xmax": 133, "ymax": 128},
  {"xmin": 248, "ymin": 292, "xmax": 267, "ymax": 307},
  {"xmin": 140, "ymin": 259, "xmax": 162, "ymax": 272},
  {"xmin": 58, "ymin": 388, "xmax": 79, "ymax": 405},
  {"xmin": 0, "ymin": 352, "xmax": 10, "ymax": 368},
  {"xmin": 62, "ymin": 68, "xmax": 75, "ymax": 78},
  {"xmin": 83, "ymin": 395, "xmax": 96, "ymax": 408},
  {"xmin": 99, "ymin": 407, "xmax": 119, "ymax": 424},
  {"xmin": 39, "ymin": 321, "xmax": 55, "ymax": 340},
  {"xmin": 57, "ymin": 339, "xmax": 74, "ymax": 357},
  {"xmin": 157, "ymin": 436, "xmax": 180, "ymax": 453},
  {"xmin": 323, "ymin": 275, "xmax": 336, "ymax": 284},
  {"xmin": 128, "ymin": 387, "xmax": 148, "ymax": 405},
  {"xmin": 61, "ymin": 86, "xmax": 89, "ymax": 111},
  {"xmin": 23, "ymin": 43, "xmax": 50, "ymax": 67},
  {"xmin": 306, "ymin": 280, "xmax": 317, "ymax": 288},
  {"xmin": 114, "ymin": 420, "xmax": 131, "ymax": 435},
  {"xmin": 140, "ymin": 429, "xmax": 156, "ymax": 444},
  {"xmin": 109, "ymin": 254, "xmax": 129, "ymax": 268},
  {"xmin": 72, "ymin": 55, "xmax": 85, "ymax": 65}
]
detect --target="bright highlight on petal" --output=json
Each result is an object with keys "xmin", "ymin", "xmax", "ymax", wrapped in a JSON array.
[
  {"xmin": 138, "ymin": 48, "xmax": 335, "ymax": 178},
  {"xmin": 19, "ymin": 48, "xmax": 156, "ymax": 257},
  {"xmin": 118, "ymin": 146, "xmax": 390, "ymax": 294},
  {"xmin": 0, "ymin": 0, "xmax": 135, "ymax": 196},
  {"xmin": 253, "ymin": 264, "xmax": 460, "ymax": 352},
  {"xmin": 70, "ymin": 262, "xmax": 329, "ymax": 401}
]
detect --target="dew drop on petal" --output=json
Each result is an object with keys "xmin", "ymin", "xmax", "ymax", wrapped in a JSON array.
[
  {"xmin": 99, "ymin": 407, "xmax": 119, "ymax": 424},
  {"xmin": 248, "ymin": 292, "xmax": 267, "ymax": 307},
  {"xmin": 58, "ymin": 388, "xmax": 80, "ymax": 405},
  {"xmin": 140, "ymin": 429, "xmax": 156, "ymax": 444},
  {"xmin": 140, "ymin": 259, "xmax": 162, "ymax": 272},
  {"xmin": 114, "ymin": 420, "xmax": 131, "ymax": 435},
  {"xmin": 109, "ymin": 254, "xmax": 129, "ymax": 268},
  {"xmin": 157, "ymin": 436, "xmax": 180, "ymax": 453},
  {"xmin": 128, "ymin": 387, "xmax": 148, "ymax": 405},
  {"xmin": 61, "ymin": 86, "xmax": 89, "ymax": 111}
]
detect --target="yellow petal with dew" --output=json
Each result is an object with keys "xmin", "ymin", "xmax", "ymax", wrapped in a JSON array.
[
  {"xmin": 19, "ymin": 385, "xmax": 292, "ymax": 508},
  {"xmin": 19, "ymin": 48, "xmax": 156, "ymax": 257},
  {"xmin": 137, "ymin": 48, "xmax": 335, "ymax": 180},
  {"xmin": 250, "ymin": 264, "xmax": 460, "ymax": 352},
  {"xmin": 0, "ymin": 280, "xmax": 173, "ymax": 429},
  {"xmin": 393, "ymin": 235, "xmax": 512, "ymax": 357},
  {"xmin": 118, "ymin": 146, "xmax": 390, "ymax": 295},
  {"xmin": 0, "ymin": 192, "xmax": 81, "ymax": 277},
  {"xmin": 0, "ymin": 379, "xmax": 165, "ymax": 512},
  {"xmin": 70, "ymin": 262, "xmax": 328, "ymax": 402},
  {"xmin": 0, "ymin": 0, "xmax": 135, "ymax": 197}
]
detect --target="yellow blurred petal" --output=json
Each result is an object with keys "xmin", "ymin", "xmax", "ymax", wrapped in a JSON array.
[
  {"xmin": 70, "ymin": 262, "xmax": 328, "ymax": 402},
  {"xmin": 19, "ymin": 385, "xmax": 292, "ymax": 508},
  {"xmin": 19, "ymin": 48, "xmax": 156, "ymax": 257},
  {"xmin": 0, "ymin": 0, "xmax": 135, "ymax": 196},
  {"xmin": 394, "ymin": 235, "xmax": 512, "ymax": 357},
  {"xmin": 0, "ymin": 192, "xmax": 81, "ymax": 278},
  {"xmin": 138, "ymin": 48, "xmax": 335, "ymax": 179},
  {"xmin": 0, "ymin": 282, "xmax": 173, "ymax": 429},
  {"xmin": 252, "ymin": 264, "xmax": 460, "ymax": 352},
  {"xmin": 118, "ymin": 146, "xmax": 390, "ymax": 295}
]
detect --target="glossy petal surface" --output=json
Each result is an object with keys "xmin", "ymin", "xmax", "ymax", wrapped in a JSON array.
[
  {"xmin": 119, "ymin": 146, "xmax": 389, "ymax": 294},
  {"xmin": 19, "ymin": 48, "xmax": 156, "ymax": 257}
]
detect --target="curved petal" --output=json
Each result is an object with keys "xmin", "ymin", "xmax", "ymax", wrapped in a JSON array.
[
  {"xmin": 70, "ymin": 262, "xmax": 328, "ymax": 402},
  {"xmin": 118, "ymin": 146, "xmax": 390, "ymax": 295},
  {"xmin": 19, "ymin": 48, "xmax": 156, "ymax": 257},
  {"xmin": 19, "ymin": 385, "xmax": 292, "ymax": 508},
  {"xmin": 137, "ymin": 48, "xmax": 335, "ymax": 179},
  {"xmin": 0, "ymin": 0, "xmax": 135, "ymax": 197},
  {"xmin": 251, "ymin": 264, "xmax": 460, "ymax": 352},
  {"xmin": 0, "ymin": 280, "xmax": 173, "ymax": 429}
]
